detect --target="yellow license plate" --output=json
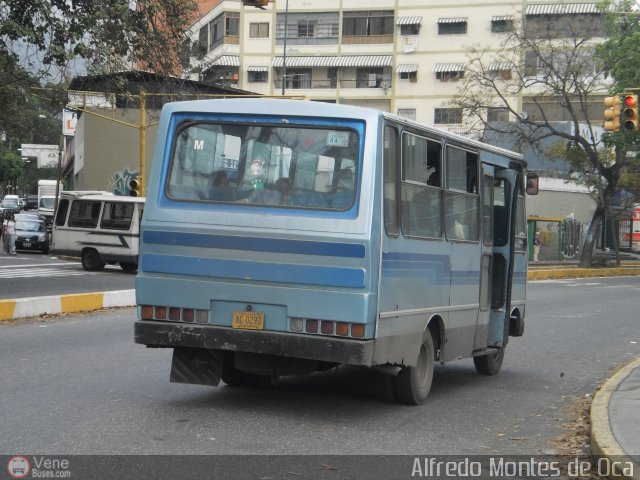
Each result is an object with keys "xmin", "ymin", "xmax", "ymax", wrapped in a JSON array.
[{"xmin": 232, "ymin": 311, "xmax": 264, "ymax": 330}]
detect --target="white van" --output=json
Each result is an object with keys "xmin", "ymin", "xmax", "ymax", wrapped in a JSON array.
[{"xmin": 51, "ymin": 191, "xmax": 144, "ymax": 272}]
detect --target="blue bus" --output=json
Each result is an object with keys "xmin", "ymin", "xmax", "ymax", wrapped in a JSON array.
[{"xmin": 134, "ymin": 99, "xmax": 538, "ymax": 404}]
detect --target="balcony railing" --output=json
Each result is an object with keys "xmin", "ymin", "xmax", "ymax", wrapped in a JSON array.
[
  {"xmin": 340, "ymin": 34, "xmax": 393, "ymax": 44},
  {"xmin": 274, "ymin": 79, "xmax": 391, "ymax": 90}
]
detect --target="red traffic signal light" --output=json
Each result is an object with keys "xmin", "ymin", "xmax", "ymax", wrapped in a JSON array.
[
  {"xmin": 603, "ymin": 95, "xmax": 621, "ymax": 132},
  {"xmin": 622, "ymin": 94, "xmax": 638, "ymax": 132}
]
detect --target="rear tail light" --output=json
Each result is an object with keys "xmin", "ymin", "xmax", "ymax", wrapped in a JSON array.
[
  {"xmin": 335, "ymin": 322, "xmax": 349, "ymax": 336},
  {"xmin": 139, "ymin": 306, "xmax": 367, "ymax": 339},
  {"xmin": 321, "ymin": 321, "xmax": 334, "ymax": 335},
  {"xmin": 182, "ymin": 309, "xmax": 194, "ymax": 323},
  {"xmin": 305, "ymin": 319, "xmax": 318, "ymax": 333},
  {"xmin": 139, "ymin": 305, "xmax": 209, "ymax": 324}
]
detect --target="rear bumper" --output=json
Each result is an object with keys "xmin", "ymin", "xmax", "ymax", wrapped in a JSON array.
[{"xmin": 134, "ymin": 320, "xmax": 375, "ymax": 366}]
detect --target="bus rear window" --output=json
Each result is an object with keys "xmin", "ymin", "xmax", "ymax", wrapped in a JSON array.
[{"xmin": 167, "ymin": 122, "xmax": 359, "ymax": 211}]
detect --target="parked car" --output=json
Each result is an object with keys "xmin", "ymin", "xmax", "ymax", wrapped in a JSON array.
[
  {"xmin": 0, "ymin": 198, "xmax": 21, "ymax": 216},
  {"xmin": 14, "ymin": 214, "xmax": 49, "ymax": 253}
]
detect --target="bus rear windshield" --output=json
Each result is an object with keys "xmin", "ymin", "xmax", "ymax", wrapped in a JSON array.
[{"xmin": 167, "ymin": 122, "xmax": 359, "ymax": 211}]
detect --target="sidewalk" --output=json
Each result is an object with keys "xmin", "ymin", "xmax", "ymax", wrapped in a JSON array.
[{"xmin": 591, "ymin": 357, "xmax": 640, "ymax": 480}]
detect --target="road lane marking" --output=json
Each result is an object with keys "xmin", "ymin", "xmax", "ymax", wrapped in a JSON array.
[{"xmin": 0, "ymin": 262, "xmax": 77, "ymax": 269}]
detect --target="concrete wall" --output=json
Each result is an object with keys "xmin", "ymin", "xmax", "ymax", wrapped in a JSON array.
[
  {"xmin": 526, "ymin": 177, "xmax": 596, "ymax": 224},
  {"xmin": 73, "ymin": 109, "xmax": 159, "ymax": 194}
]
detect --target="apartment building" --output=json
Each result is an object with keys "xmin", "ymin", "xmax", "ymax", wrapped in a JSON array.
[{"xmin": 184, "ymin": 0, "xmax": 609, "ymax": 135}]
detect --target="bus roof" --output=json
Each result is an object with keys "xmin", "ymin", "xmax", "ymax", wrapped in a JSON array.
[
  {"xmin": 382, "ymin": 111, "xmax": 524, "ymax": 163},
  {"xmin": 60, "ymin": 191, "xmax": 145, "ymax": 203},
  {"xmin": 160, "ymin": 98, "xmax": 523, "ymax": 165}
]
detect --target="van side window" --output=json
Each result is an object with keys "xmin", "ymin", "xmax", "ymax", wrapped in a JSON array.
[
  {"xmin": 101, "ymin": 202, "xmax": 135, "ymax": 230},
  {"xmin": 68, "ymin": 200, "xmax": 101, "ymax": 228},
  {"xmin": 55, "ymin": 199, "xmax": 70, "ymax": 226}
]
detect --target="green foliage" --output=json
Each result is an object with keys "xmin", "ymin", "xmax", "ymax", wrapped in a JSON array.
[
  {"xmin": 597, "ymin": 1, "xmax": 640, "ymax": 90},
  {"xmin": 0, "ymin": 0, "xmax": 199, "ymax": 76},
  {"xmin": 0, "ymin": 0, "xmax": 198, "ymax": 193},
  {"xmin": 618, "ymin": 152, "xmax": 640, "ymax": 193},
  {"xmin": 0, "ymin": 146, "xmax": 24, "ymax": 184}
]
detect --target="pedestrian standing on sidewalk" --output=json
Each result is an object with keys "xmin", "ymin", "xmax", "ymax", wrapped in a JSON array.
[
  {"xmin": 533, "ymin": 231, "xmax": 541, "ymax": 262},
  {"xmin": 3, "ymin": 212, "xmax": 17, "ymax": 255}
]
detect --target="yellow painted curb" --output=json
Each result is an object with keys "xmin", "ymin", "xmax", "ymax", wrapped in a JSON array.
[
  {"xmin": 0, "ymin": 300, "xmax": 17, "ymax": 321},
  {"xmin": 60, "ymin": 292, "xmax": 105, "ymax": 313},
  {"xmin": 529, "ymin": 267, "xmax": 640, "ymax": 280},
  {"xmin": 591, "ymin": 357, "xmax": 640, "ymax": 480}
]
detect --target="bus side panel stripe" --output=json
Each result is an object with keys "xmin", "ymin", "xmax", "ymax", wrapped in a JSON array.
[
  {"xmin": 143, "ymin": 231, "xmax": 366, "ymax": 258},
  {"xmin": 382, "ymin": 252, "xmax": 482, "ymax": 284},
  {"xmin": 141, "ymin": 254, "xmax": 366, "ymax": 288}
]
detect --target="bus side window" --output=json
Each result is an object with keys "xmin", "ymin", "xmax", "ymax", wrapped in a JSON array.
[
  {"xmin": 445, "ymin": 146, "xmax": 479, "ymax": 241},
  {"xmin": 69, "ymin": 200, "xmax": 101, "ymax": 229},
  {"xmin": 400, "ymin": 132, "xmax": 442, "ymax": 238},
  {"xmin": 55, "ymin": 199, "xmax": 70, "ymax": 226},
  {"xmin": 384, "ymin": 126, "xmax": 399, "ymax": 236}
]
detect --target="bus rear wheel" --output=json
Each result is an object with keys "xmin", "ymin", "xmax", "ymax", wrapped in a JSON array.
[
  {"xmin": 395, "ymin": 330, "xmax": 435, "ymax": 405},
  {"xmin": 473, "ymin": 349, "xmax": 504, "ymax": 376},
  {"xmin": 81, "ymin": 249, "xmax": 105, "ymax": 271}
]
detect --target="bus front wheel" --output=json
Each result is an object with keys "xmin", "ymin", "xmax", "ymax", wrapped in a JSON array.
[
  {"xmin": 120, "ymin": 262, "xmax": 138, "ymax": 273},
  {"xmin": 473, "ymin": 349, "xmax": 504, "ymax": 376},
  {"xmin": 395, "ymin": 330, "xmax": 435, "ymax": 405}
]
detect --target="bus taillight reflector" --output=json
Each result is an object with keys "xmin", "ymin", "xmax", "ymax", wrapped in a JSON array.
[
  {"xmin": 154, "ymin": 306, "xmax": 167, "ymax": 320},
  {"xmin": 290, "ymin": 318, "xmax": 303, "ymax": 332},
  {"xmin": 305, "ymin": 319, "xmax": 318, "ymax": 333},
  {"xmin": 336, "ymin": 323, "xmax": 349, "ymax": 336},
  {"xmin": 321, "ymin": 321, "xmax": 334, "ymax": 335},
  {"xmin": 195, "ymin": 310, "xmax": 209, "ymax": 323},
  {"xmin": 351, "ymin": 324, "xmax": 365, "ymax": 338},
  {"xmin": 169, "ymin": 307, "xmax": 180, "ymax": 321},
  {"xmin": 141, "ymin": 305, "xmax": 153, "ymax": 319},
  {"xmin": 182, "ymin": 309, "xmax": 194, "ymax": 322}
]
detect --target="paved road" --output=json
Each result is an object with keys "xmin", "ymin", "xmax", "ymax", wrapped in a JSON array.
[
  {"xmin": 2, "ymin": 277, "xmax": 639, "ymax": 458},
  {"xmin": 0, "ymin": 254, "xmax": 135, "ymax": 300}
]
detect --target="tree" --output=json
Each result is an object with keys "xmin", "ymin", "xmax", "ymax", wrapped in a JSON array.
[
  {"xmin": 0, "ymin": 1, "xmax": 199, "ymax": 132},
  {"xmin": 452, "ymin": 3, "xmax": 635, "ymax": 267},
  {"xmin": 0, "ymin": 147, "xmax": 24, "ymax": 195},
  {"xmin": 0, "ymin": 1, "xmax": 198, "ymax": 77},
  {"xmin": 1, "ymin": 0, "xmax": 199, "ymax": 192}
]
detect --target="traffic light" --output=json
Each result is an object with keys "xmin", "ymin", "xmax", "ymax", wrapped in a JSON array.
[
  {"xmin": 129, "ymin": 176, "xmax": 143, "ymax": 197},
  {"xmin": 622, "ymin": 94, "xmax": 638, "ymax": 132},
  {"xmin": 603, "ymin": 95, "xmax": 621, "ymax": 132}
]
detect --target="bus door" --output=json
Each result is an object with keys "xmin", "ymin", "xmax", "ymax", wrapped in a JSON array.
[
  {"xmin": 486, "ymin": 169, "xmax": 518, "ymax": 347},
  {"xmin": 474, "ymin": 164, "xmax": 495, "ymax": 350}
]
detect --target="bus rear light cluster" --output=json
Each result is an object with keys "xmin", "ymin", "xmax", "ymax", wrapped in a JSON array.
[
  {"xmin": 140, "ymin": 305, "xmax": 208, "ymax": 324},
  {"xmin": 290, "ymin": 318, "xmax": 365, "ymax": 338}
]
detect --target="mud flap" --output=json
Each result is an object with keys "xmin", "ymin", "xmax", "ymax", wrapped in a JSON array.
[
  {"xmin": 509, "ymin": 315, "xmax": 524, "ymax": 337},
  {"xmin": 169, "ymin": 347, "xmax": 223, "ymax": 386}
]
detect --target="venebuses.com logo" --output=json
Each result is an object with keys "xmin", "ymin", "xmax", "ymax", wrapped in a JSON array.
[
  {"xmin": 6, "ymin": 455, "xmax": 72, "ymax": 478},
  {"xmin": 7, "ymin": 456, "xmax": 30, "ymax": 479}
]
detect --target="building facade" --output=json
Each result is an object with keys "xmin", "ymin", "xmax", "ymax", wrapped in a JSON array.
[{"xmin": 184, "ymin": 0, "xmax": 610, "ymax": 132}]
